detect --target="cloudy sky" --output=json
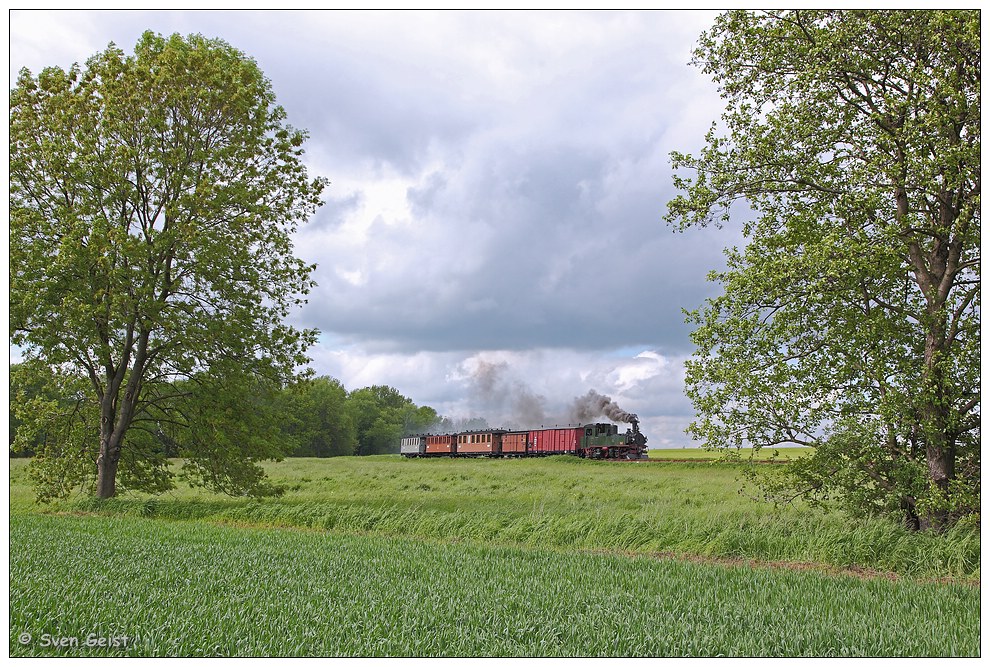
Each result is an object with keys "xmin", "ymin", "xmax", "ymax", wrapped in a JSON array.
[{"xmin": 9, "ymin": 9, "xmax": 747, "ymax": 447}]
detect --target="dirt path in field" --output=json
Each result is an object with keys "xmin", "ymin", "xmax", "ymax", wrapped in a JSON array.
[{"xmin": 595, "ymin": 547, "xmax": 980, "ymax": 587}]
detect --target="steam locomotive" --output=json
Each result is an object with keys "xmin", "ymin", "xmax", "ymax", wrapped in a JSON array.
[{"xmin": 400, "ymin": 419, "xmax": 648, "ymax": 460}]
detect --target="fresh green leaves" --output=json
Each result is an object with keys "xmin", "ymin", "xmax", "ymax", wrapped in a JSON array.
[{"xmin": 667, "ymin": 11, "xmax": 980, "ymax": 529}]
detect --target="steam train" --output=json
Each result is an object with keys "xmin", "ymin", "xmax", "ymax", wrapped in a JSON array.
[{"xmin": 400, "ymin": 420, "xmax": 649, "ymax": 460}]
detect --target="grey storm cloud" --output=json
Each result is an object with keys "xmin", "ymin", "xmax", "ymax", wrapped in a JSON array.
[
  {"xmin": 274, "ymin": 12, "xmax": 736, "ymax": 355},
  {"xmin": 299, "ymin": 133, "xmax": 739, "ymax": 354}
]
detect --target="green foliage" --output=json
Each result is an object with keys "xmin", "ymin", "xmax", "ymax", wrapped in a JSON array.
[
  {"xmin": 9, "ymin": 513, "xmax": 980, "ymax": 656},
  {"xmin": 9, "ymin": 366, "xmax": 444, "ymax": 469},
  {"xmin": 276, "ymin": 376, "xmax": 357, "ymax": 457},
  {"xmin": 915, "ymin": 476, "xmax": 981, "ymax": 532},
  {"xmin": 347, "ymin": 385, "xmax": 439, "ymax": 455},
  {"xmin": 666, "ymin": 10, "xmax": 980, "ymax": 530},
  {"xmin": 10, "ymin": 363, "xmax": 101, "ymax": 501},
  {"xmin": 10, "ymin": 361, "xmax": 176, "ymax": 501},
  {"xmin": 9, "ymin": 31, "xmax": 326, "ymax": 499},
  {"xmin": 744, "ymin": 426, "xmax": 929, "ymax": 522},
  {"xmin": 167, "ymin": 367, "xmax": 294, "ymax": 497}
]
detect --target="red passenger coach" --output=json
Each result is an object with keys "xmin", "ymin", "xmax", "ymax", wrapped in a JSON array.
[
  {"xmin": 455, "ymin": 430, "xmax": 505, "ymax": 456},
  {"xmin": 529, "ymin": 427, "xmax": 583, "ymax": 455},
  {"xmin": 425, "ymin": 434, "xmax": 455, "ymax": 456}
]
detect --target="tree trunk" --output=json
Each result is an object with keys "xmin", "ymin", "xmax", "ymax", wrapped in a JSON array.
[
  {"xmin": 918, "ymin": 315, "xmax": 955, "ymax": 531},
  {"xmin": 96, "ymin": 392, "xmax": 120, "ymax": 499},
  {"xmin": 900, "ymin": 495, "xmax": 921, "ymax": 531},
  {"xmin": 95, "ymin": 439, "xmax": 120, "ymax": 499},
  {"xmin": 95, "ymin": 331, "xmax": 149, "ymax": 499},
  {"xmin": 920, "ymin": 443, "xmax": 955, "ymax": 532},
  {"xmin": 907, "ymin": 218, "xmax": 961, "ymax": 531}
]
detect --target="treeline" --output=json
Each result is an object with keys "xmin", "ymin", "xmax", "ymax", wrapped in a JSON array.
[
  {"xmin": 9, "ymin": 365, "xmax": 453, "ymax": 459},
  {"xmin": 276, "ymin": 379, "xmax": 442, "ymax": 457}
]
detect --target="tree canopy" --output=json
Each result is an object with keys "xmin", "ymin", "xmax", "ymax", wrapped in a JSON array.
[
  {"xmin": 666, "ymin": 10, "xmax": 979, "ymax": 530},
  {"xmin": 9, "ymin": 31, "xmax": 327, "ymax": 499}
]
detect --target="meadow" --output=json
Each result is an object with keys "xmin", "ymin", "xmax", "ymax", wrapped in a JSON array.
[{"xmin": 8, "ymin": 455, "xmax": 981, "ymax": 656}]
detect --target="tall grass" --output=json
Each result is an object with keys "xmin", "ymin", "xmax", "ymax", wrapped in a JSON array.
[
  {"xmin": 9, "ymin": 456, "xmax": 978, "ymax": 580},
  {"xmin": 9, "ymin": 513, "xmax": 980, "ymax": 657}
]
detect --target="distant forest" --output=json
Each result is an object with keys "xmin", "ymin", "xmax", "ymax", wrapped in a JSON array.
[{"xmin": 9, "ymin": 366, "xmax": 463, "ymax": 458}]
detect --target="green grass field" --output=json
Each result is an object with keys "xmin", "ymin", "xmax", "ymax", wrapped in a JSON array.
[
  {"xmin": 9, "ymin": 512, "xmax": 979, "ymax": 657},
  {"xmin": 8, "ymin": 455, "xmax": 981, "ymax": 656}
]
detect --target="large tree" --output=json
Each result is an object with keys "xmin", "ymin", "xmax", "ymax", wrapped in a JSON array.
[
  {"xmin": 10, "ymin": 32, "xmax": 327, "ymax": 499},
  {"xmin": 666, "ymin": 11, "xmax": 979, "ymax": 529}
]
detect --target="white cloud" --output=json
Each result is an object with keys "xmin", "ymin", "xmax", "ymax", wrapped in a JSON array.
[
  {"xmin": 304, "ymin": 340, "xmax": 696, "ymax": 446},
  {"xmin": 9, "ymin": 10, "xmax": 103, "ymax": 77},
  {"xmin": 609, "ymin": 352, "xmax": 669, "ymax": 392}
]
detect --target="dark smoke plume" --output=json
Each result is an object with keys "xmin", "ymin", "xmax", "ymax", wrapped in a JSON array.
[
  {"xmin": 469, "ymin": 360, "xmax": 547, "ymax": 428},
  {"xmin": 568, "ymin": 389, "xmax": 637, "ymax": 424}
]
